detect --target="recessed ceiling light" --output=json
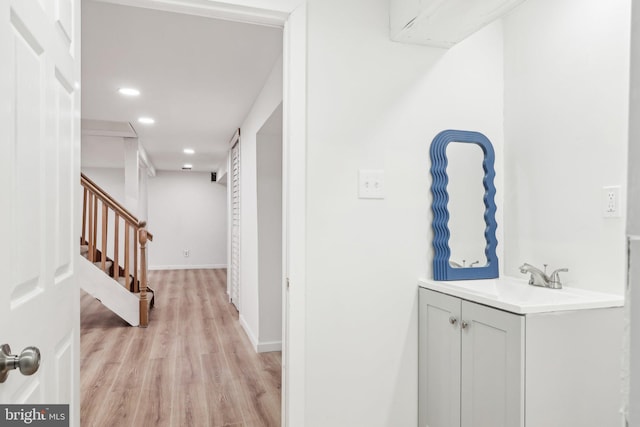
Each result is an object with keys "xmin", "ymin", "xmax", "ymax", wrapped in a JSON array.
[
  {"xmin": 182, "ymin": 164, "xmax": 193, "ymax": 169},
  {"xmin": 183, "ymin": 148, "xmax": 195, "ymax": 154},
  {"xmin": 138, "ymin": 117, "xmax": 155, "ymax": 124},
  {"xmin": 118, "ymin": 87, "xmax": 140, "ymax": 96}
]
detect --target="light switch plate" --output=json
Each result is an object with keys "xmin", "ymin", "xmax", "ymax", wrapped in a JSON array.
[{"xmin": 359, "ymin": 170, "xmax": 384, "ymax": 199}]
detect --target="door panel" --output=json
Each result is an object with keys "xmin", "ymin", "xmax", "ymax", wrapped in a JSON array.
[
  {"xmin": 461, "ymin": 301, "xmax": 524, "ymax": 427},
  {"xmin": 419, "ymin": 289, "xmax": 461, "ymax": 427},
  {"xmin": 0, "ymin": 0, "xmax": 80, "ymax": 423}
]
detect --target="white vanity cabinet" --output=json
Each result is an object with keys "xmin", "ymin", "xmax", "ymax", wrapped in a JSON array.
[
  {"xmin": 419, "ymin": 289, "xmax": 523, "ymax": 427},
  {"xmin": 419, "ymin": 285, "xmax": 624, "ymax": 427}
]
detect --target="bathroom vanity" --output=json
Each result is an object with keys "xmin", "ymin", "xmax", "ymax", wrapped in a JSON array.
[{"xmin": 418, "ymin": 278, "xmax": 624, "ymax": 427}]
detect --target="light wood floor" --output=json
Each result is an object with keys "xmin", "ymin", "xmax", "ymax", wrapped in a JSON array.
[{"xmin": 80, "ymin": 269, "xmax": 281, "ymax": 427}]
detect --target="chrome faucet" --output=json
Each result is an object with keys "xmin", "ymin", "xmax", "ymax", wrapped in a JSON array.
[{"xmin": 519, "ymin": 263, "xmax": 569, "ymax": 289}]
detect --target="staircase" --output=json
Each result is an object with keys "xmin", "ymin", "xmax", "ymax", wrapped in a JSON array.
[{"xmin": 79, "ymin": 173, "xmax": 154, "ymax": 327}]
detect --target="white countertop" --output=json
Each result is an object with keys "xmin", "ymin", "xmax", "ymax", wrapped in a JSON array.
[{"xmin": 418, "ymin": 277, "xmax": 624, "ymax": 314}]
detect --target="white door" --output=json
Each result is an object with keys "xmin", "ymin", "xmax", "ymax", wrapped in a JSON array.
[
  {"xmin": 0, "ymin": 0, "xmax": 80, "ymax": 423},
  {"xmin": 230, "ymin": 137, "xmax": 240, "ymax": 309},
  {"xmin": 461, "ymin": 301, "xmax": 524, "ymax": 427},
  {"xmin": 418, "ymin": 289, "xmax": 461, "ymax": 427}
]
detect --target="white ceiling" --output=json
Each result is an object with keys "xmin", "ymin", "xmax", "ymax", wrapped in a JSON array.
[{"xmin": 81, "ymin": 0, "xmax": 283, "ymax": 171}]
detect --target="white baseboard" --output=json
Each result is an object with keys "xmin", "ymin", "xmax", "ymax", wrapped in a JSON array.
[
  {"xmin": 257, "ymin": 340, "xmax": 282, "ymax": 353},
  {"xmin": 149, "ymin": 264, "xmax": 227, "ymax": 270},
  {"xmin": 239, "ymin": 315, "xmax": 282, "ymax": 353}
]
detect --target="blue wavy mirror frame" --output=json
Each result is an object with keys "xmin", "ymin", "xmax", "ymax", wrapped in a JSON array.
[{"xmin": 430, "ymin": 130, "xmax": 499, "ymax": 280}]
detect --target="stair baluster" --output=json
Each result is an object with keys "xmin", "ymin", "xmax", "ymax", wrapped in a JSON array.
[
  {"xmin": 113, "ymin": 213, "xmax": 120, "ymax": 282},
  {"xmin": 133, "ymin": 228, "xmax": 139, "ymax": 293},
  {"xmin": 87, "ymin": 192, "xmax": 95, "ymax": 262},
  {"xmin": 101, "ymin": 203, "xmax": 108, "ymax": 272}
]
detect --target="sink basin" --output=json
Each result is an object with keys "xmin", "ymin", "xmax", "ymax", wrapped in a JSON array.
[{"xmin": 418, "ymin": 277, "xmax": 623, "ymax": 314}]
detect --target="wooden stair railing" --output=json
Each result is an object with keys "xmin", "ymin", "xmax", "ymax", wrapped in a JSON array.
[{"xmin": 81, "ymin": 173, "xmax": 154, "ymax": 327}]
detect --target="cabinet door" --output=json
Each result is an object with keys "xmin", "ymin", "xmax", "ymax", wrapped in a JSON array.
[
  {"xmin": 461, "ymin": 301, "xmax": 524, "ymax": 427},
  {"xmin": 419, "ymin": 289, "xmax": 461, "ymax": 427}
]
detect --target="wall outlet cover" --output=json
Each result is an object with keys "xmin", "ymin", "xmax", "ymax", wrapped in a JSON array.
[{"xmin": 602, "ymin": 186, "xmax": 622, "ymax": 218}]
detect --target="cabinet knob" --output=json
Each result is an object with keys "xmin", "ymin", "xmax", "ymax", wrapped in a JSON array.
[
  {"xmin": 461, "ymin": 321, "xmax": 469, "ymax": 329},
  {"xmin": 449, "ymin": 316, "xmax": 457, "ymax": 325}
]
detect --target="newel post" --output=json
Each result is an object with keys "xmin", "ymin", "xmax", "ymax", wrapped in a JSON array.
[{"xmin": 138, "ymin": 224, "xmax": 149, "ymax": 328}]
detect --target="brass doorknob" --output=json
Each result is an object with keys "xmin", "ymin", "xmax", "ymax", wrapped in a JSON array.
[{"xmin": 0, "ymin": 344, "xmax": 41, "ymax": 383}]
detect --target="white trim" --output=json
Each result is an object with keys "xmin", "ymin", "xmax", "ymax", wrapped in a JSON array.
[
  {"xmin": 282, "ymin": 6, "xmax": 306, "ymax": 427},
  {"xmin": 239, "ymin": 314, "xmax": 282, "ymax": 353},
  {"xmin": 257, "ymin": 340, "xmax": 282, "ymax": 353},
  {"xmin": 149, "ymin": 264, "xmax": 227, "ymax": 270},
  {"xmin": 228, "ymin": 127, "xmax": 241, "ymax": 148},
  {"xmin": 81, "ymin": 118, "xmax": 138, "ymax": 137},
  {"xmin": 91, "ymin": 0, "xmax": 289, "ymax": 27}
]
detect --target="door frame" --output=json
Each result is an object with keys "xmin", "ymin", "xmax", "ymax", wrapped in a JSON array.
[{"xmin": 87, "ymin": 2, "xmax": 308, "ymax": 426}]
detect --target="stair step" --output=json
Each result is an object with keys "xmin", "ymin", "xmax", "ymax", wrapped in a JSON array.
[
  {"xmin": 117, "ymin": 276, "xmax": 130, "ymax": 288},
  {"xmin": 80, "ymin": 245, "xmax": 88, "ymax": 255},
  {"xmin": 94, "ymin": 260, "xmax": 113, "ymax": 270}
]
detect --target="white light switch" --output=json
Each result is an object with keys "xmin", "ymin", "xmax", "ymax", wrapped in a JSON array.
[
  {"xmin": 602, "ymin": 186, "xmax": 622, "ymax": 218},
  {"xmin": 359, "ymin": 169, "xmax": 385, "ymax": 199}
]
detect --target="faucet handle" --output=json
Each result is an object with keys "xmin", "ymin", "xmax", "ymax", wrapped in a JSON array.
[{"xmin": 549, "ymin": 268, "xmax": 568, "ymax": 288}]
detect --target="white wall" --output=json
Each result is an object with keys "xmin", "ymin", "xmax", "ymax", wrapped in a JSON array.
[
  {"xmin": 81, "ymin": 167, "xmax": 125, "ymax": 203},
  {"xmin": 257, "ymin": 109, "xmax": 283, "ymax": 350},
  {"xmin": 147, "ymin": 171, "xmax": 227, "ymax": 269},
  {"xmin": 303, "ymin": 1, "xmax": 504, "ymax": 424},
  {"xmin": 503, "ymin": 0, "xmax": 630, "ymax": 294},
  {"xmin": 237, "ymin": 55, "xmax": 283, "ymax": 350}
]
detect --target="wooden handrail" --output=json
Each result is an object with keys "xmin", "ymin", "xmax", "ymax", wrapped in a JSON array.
[
  {"xmin": 80, "ymin": 173, "xmax": 153, "ymax": 326},
  {"xmin": 81, "ymin": 173, "xmax": 141, "ymax": 227}
]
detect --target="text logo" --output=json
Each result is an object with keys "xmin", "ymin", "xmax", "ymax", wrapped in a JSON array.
[{"xmin": 0, "ymin": 405, "xmax": 68, "ymax": 426}]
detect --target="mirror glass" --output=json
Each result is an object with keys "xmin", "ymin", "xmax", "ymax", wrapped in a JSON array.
[{"xmin": 446, "ymin": 143, "xmax": 487, "ymax": 268}]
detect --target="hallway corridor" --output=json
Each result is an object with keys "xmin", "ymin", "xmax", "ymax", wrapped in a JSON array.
[{"xmin": 80, "ymin": 269, "xmax": 281, "ymax": 426}]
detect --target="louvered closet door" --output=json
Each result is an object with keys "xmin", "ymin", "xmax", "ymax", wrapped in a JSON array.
[{"xmin": 230, "ymin": 141, "xmax": 240, "ymax": 310}]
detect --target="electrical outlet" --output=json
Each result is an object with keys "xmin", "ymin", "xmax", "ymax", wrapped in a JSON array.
[
  {"xmin": 602, "ymin": 186, "xmax": 622, "ymax": 218},
  {"xmin": 358, "ymin": 169, "xmax": 385, "ymax": 199},
  {"xmin": 183, "ymin": 249, "xmax": 190, "ymax": 257}
]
